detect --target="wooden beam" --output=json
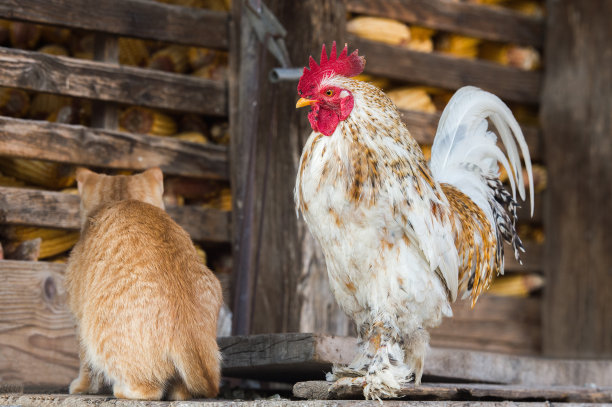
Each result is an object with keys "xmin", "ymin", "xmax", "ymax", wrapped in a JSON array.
[
  {"xmin": 0, "ymin": 187, "xmax": 230, "ymax": 243},
  {"xmin": 0, "ymin": 0, "xmax": 228, "ymax": 49},
  {"xmin": 399, "ymin": 109, "xmax": 543, "ymax": 162},
  {"xmin": 294, "ymin": 381, "xmax": 612, "ymax": 402},
  {"xmin": 0, "ymin": 47, "xmax": 227, "ymax": 116},
  {"xmin": 346, "ymin": 0, "xmax": 544, "ymax": 47},
  {"xmin": 351, "ymin": 36, "xmax": 542, "ymax": 104},
  {"xmin": 218, "ymin": 333, "xmax": 612, "ymax": 386},
  {"xmin": 540, "ymin": 1, "xmax": 612, "ymax": 357},
  {"xmin": 0, "ymin": 117, "xmax": 229, "ymax": 180}
]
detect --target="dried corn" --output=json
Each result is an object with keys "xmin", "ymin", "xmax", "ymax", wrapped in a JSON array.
[
  {"xmin": 505, "ymin": 0, "xmax": 545, "ymax": 16},
  {"xmin": 119, "ymin": 107, "xmax": 177, "ymax": 136},
  {"xmin": 188, "ymin": 47, "xmax": 217, "ymax": 71},
  {"xmin": 436, "ymin": 34, "xmax": 481, "ymax": 59},
  {"xmin": 2, "ymin": 226, "xmax": 79, "ymax": 259},
  {"xmin": 347, "ymin": 16, "xmax": 411, "ymax": 47},
  {"xmin": 479, "ymin": 42, "xmax": 541, "ymax": 71},
  {"xmin": 38, "ymin": 230, "xmax": 80, "ymax": 259},
  {"xmin": 9, "ymin": 22, "xmax": 41, "ymax": 49},
  {"xmin": 174, "ymin": 131, "xmax": 209, "ymax": 144},
  {"xmin": 0, "ymin": 158, "xmax": 75, "ymax": 189},
  {"xmin": 70, "ymin": 33, "xmax": 94, "ymax": 60},
  {"xmin": 489, "ymin": 274, "xmax": 544, "ymax": 297},
  {"xmin": 0, "ymin": 87, "xmax": 30, "ymax": 118},
  {"xmin": 37, "ymin": 44, "xmax": 70, "ymax": 56},
  {"xmin": 386, "ymin": 87, "xmax": 437, "ymax": 113},
  {"xmin": 407, "ymin": 26, "xmax": 435, "ymax": 53},
  {"xmin": 148, "ymin": 45, "xmax": 189, "ymax": 73},
  {"xmin": 209, "ymin": 122, "xmax": 229, "ymax": 145},
  {"xmin": 0, "ymin": 171, "xmax": 26, "ymax": 187},
  {"xmin": 119, "ymin": 37, "xmax": 149, "ymax": 67},
  {"xmin": 353, "ymin": 74, "xmax": 391, "ymax": 91},
  {"xmin": 192, "ymin": 52, "xmax": 228, "ymax": 81},
  {"xmin": 30, "ymin": 93, "xmax": 71, "ymax": 119}
]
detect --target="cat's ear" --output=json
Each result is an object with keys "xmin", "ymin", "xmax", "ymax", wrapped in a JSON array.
[
  {"xmin": 76, "ymin": 167, "xmax": 95, "ymax": 194},
  {"xmin": 144, "ymin": 167, "xmax": 164, "ymax": 193}
]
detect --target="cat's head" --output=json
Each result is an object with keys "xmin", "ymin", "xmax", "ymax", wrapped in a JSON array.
[{"xmin": 76, "ymin": 167, "xmax": 165, "ymax": 227}]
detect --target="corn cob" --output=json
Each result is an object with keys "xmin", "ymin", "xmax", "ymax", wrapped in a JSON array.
[
  {"xmin": 479, "ymin": 42, "xmax": 541, "ymax": 71},
  {"xmin": 0, "ymin": 171, "xmax": 26, "ymax": 187},
  {"xmin": 386, "ymin": 87, "xmax": 437, "ymax": 113},
  {"xmin": 188, "ymin": 47, "xmax": 217, "ymax": 71},
  {"xmin": 2, "ymin": 238, "xmax": 41, "ymax": 261},
  {"xmin": 119, "ymin": 107, "xmax": 177, "ymax": 136},
  {"xmin": 488, "ymin": 274, "xmax": 544, "ymax": 297},
  {"xmin": 37, "ymin": 44, "xmax": 69, "ymax": 56},
  {"xmin": 148, "ymin": 45, "xmax": 189, "ymax": 73},
  {"xmin": 0, "ymin": 87, "xmax": 30, "ymax": 118},
  {"xmin": 40, "ymin": 26, "xmax": 71, "ymax": 45},
  {"xmin": 353, "ymin": 74, "xmax": 391, "ymax": 91},
  {"xmin": 209, "ymin": 122, "xmax": 230, "ymax": 145},
  {"xmin": 407, "ymin": 26, "xmax": 435, "ymax": 53},
  {"xmin": 38, "ymin": 230, "xmax": 80, "ymax": 259},
  {"xmin": 30, "ymin": 93, "xmax": 71, "ymax": 119},
  {"xmin": 504, "ymin": 0, "xmax": 545, "ymax": 16},
  {"xmin": 191, "ymin": 52, "xmax": 228, "ymax": 81},
  {"xmin": 70, "ymin": 33, "xmax": 94, "ymax": 60},
  {"xmin": 0, "ymin": 158, "xmax": 75, "ymax": 189},
  {"xmin": 3, "ymin": 225, "xmax": 70, "ymax": 241},
  {"xmin": 118, "ymin": 37, "xmax": 149, "ymax": 67},
  {"xmin": 9, "ymin": 22, "xmax": 42, "ymax": 49},
  {"xmin": 347, "ymin": 16, "xmax": 411, "ymax": 46},
  {"xmin": 174, "ymin": 131, "xmax": 209, "ymax": 144},
  {"xmin": 436, "ymin": 34, "xmax": 481, "ymax": 59}
]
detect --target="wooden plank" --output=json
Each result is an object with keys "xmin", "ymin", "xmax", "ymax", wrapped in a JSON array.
[
  {"xmin": 430, "ymin": 296, "xmax": 541, "ymax": 355},
  {"xmin": 0, "ymin": 394, "xmax": 599, "ymax": 407},
  {"xmin": 0, "ymin": 0, "xmax": 228, "ymax": 49},
  {"xmin": 540, "ymin": 1, "xmax": 612, "ymax": 357},
  {"xmin": 0, "ymin": 261, "xmax": 78, "ymax": 389},
  {"xmin": 0, "ymin": 47, "xmax": 227, "ymax": 116},
  {"xmin": 346, "ymin": 0, "xmax": 544, "ymax": 47},
  {"xmin": 0, "ymin": 116, "xmax": 229, "ymax": 180},
  {"xmin": 218, "ymin": 333, "xmax": 612, "ymax": 386},
  {"xmin": 294, "ymin": 380, "xmax": 612, "ymax": 402},
  {"xmin": 90, "ymin": 34, "xmax": 119, "ymax": 131},
  {"xmin": 0, "ymin": 186, "xmax": 230, "ymax": 243},
  {"xmin": 399, "ymin": 109, "xmax": 543, "ymax": 162},
  {"xmin": 351, "ymin": 36, "xmax": 542, "ymax": 104}
]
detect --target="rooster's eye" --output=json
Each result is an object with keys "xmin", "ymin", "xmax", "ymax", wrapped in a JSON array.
[{"xmin": 325, "ymin": 89, "xmax": 334, "ymax": 97}]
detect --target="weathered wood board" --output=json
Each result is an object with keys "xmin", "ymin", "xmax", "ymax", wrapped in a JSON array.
[
  {"xmin": 219, "ymin": 333, "xmax": 612, "ymax": 387},
  {"xmin": 293, "ymin": 380, "xmax": 612, "ymax": 402}
]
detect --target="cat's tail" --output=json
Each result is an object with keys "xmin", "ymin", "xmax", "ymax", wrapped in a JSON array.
[{"xmin": 172, "ymin": 334, "xmax": 221, "ymax": 398}]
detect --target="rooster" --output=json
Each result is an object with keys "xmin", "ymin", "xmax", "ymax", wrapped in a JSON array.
[{"xmin": 294, "ymin": 43, "xmax": 533, "ymax": 400}]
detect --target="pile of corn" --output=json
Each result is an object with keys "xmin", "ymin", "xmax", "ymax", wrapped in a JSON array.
[{"xmin": 1, "ymin": 226, "xmax": 80, "ymax": 261}]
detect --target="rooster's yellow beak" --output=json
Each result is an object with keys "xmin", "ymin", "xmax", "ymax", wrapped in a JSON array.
[{"xmin": 296, "ymin": 98, "xmax": 318, "ymax": 108}]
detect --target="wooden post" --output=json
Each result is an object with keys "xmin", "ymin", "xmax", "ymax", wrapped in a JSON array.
[
  {"xmin": 91, "ymin": 34, "xmax": 118, "ymax": 130},
  {"xmin": 540, "ymin": 0, "xmax": 612, "ymax": 357},
  {"xmin": 229, "ymin": 0, "xmax": 353, "ymax": 335}
]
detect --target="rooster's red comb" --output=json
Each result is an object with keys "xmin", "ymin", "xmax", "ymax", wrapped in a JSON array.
[{"xmin": 297, "ymin": 42, "xmax": 365, "ymax": 95}]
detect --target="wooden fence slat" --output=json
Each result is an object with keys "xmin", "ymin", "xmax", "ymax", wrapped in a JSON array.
[
  {"xmin": 0, "ymin": 47, "xmax": 227, "ymax": 116},
  {"xmin": 293, "ymin": 380, "xmax": 612, "ymax": 402},
  {"xmin": 0, "ymin": 186, "xmax": 230, "ymax": 243},
  {"xmin": 399, "ymin": 109, "xmax": 543, "ymax": 162},
  {"xmin": 351, "ymin": 36, "xmax": 542, "ymax": 104},
  {"xmin": 0, "ymin": 0, "xmax": 228, "ymax": 49},
  {"xmin": 346, "ymin": 0, "xmax": 544, "ymax": 47},
  {"xmin": 0, "ymin": 117, "xmax": 229, "ymax": 180}
]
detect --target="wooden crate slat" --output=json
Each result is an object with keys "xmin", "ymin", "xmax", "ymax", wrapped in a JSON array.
[
  {"xmin": 219, "ymin": 334, "xmax": 612, "ymax": 386},
  {"xmin": 399, "ymin": 109, "xmax": 543, "ymax": 162},
  {"xmin": 0, "ymin": 47, "xmax": 227, "ymax": 116},
  {"xmin": 0, "ymin": 186, "xmax": 230, "ymax": 243},
  {"xmin": 294, "ymin": 380, "xmax": 612, "ymax": 402},
  {"xmin": 504, "ymin": 241, "xmax": 542, "ymax": 273},
  {"xmin": 0, "ymin": 117, "xmax": 229, "ymax": 180},
  {"xmin": 0, "ymin": 261, "xmax": 78, "ymax": 389},
  {"xmin": 346, "ymin": 0, "xmax": 544, "ymax": 47},
  {"xmin": 0, "ymin": 0, "xmax": 228, "ymax": 49},
  {"xmin": 350, "ymin": 36, "xmax": 542, "ymax": 104}
]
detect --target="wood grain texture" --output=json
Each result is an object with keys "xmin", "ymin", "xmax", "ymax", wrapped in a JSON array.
[
  {"xmin": 294, "ymin": 380, "xmax": 612, "ymax": 402},
  {"xmin": 0, "ymin": 47, "xmax": 227, "ymax": 116},
  {"xmin": 0, "ymin": 0, "xmax": 228, "ymax": 49},
  {"xmin": 540, "ymin": 0, "xmax": 612, "ymax": 357},
  {"xmin": 399, "ymin": 109, "xmax": 543, "ymax": 162},
  {"xmin": 0, "ymin": 117, "xmax": 229, "ymax": 180},
  {"xmin": 0, "ymin": 394, "xmax": 601, "ymax": 407},
  {"xmin": 229, "ymin": 0, "xmax": 352, "ymax": 336},
  {"xmin": 218, "ymin": 333, "xmax": 612, "ymax": 386},
  {"xmin": 352, "ymin": 36, "xmax": 542, "ymax": 104},
  {"xmin": 0, "ymin": 186, "xmax": 230, "ymax": 243},
  {"xmin": 0, "ymin": 261, "xmax": 78, "ymax": 389},
  {"xmin": 430, "ymin": 295, "xmax": 541, "ymax": 355},
  {"xmin": 345, "ymin": 0, "xmax": 544, "ymax": 47}
]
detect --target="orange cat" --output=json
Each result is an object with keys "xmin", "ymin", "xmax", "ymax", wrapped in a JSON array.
[{"xmin": 65, "ymin": 167, "xmax": 222, "ymax": 400}]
